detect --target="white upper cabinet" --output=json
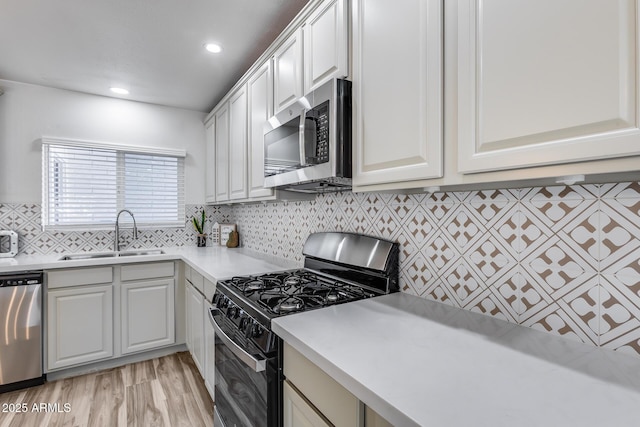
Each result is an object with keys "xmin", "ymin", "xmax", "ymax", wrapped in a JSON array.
[
  {"xmin": 205, "ymin": 119, "xmax": 216, "ymax": 203},
  {"xmin": 215, "ymin": 102, "xmax": 230, "ymax": 202},
  {"xmin": 352, "ymin": 0, "xmax": 443, "ymax": 188},
  {"xmin": 248, "ymin": 60, "xmax": 275, "ymax": 199},
  {"xmin": 229, "ymin": 86, "xmax": 248, "ymax": 200},
  {"xmin": 457, "ymin": 0, "xmax": 640, "ymax": 173},
  {"xmin": 303, "ymin": 0, "xmax": 349, "ymax": 93},
  {"xmin": 274, "ymin": 28, "xmax": 304, "ymax": 113}
]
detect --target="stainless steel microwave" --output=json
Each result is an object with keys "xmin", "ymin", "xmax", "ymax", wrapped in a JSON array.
[{"xmin": 263, "ymin": 78, "xmax": 351, "ymax": 193}]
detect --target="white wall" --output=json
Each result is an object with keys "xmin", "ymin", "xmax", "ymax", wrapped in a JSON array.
[{"xmin": 0, "ymin": 79, "xmax": 207, "ymax": 204}]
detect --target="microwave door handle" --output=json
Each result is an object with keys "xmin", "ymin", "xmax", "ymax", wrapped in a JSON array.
[
  {"xmin": 209, "ymin": 308, "xmax": 266, "ymax": 373},
  {"xmin": 298, "ymin": 109, "xmax": 307, "ymax": 166}
]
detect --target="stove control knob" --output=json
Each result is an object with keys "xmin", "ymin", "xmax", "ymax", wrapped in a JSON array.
[
  {"xmin": 217, "ymin": 296, "xmax": 229, "ymax": 309},
  {"xmin": 230, "ymin": 307, "xmax": 244, "ymax": 319},
  {"xmin": 252, "ymin": 324, "xmax": 263, "ymax": 339},
  {"xmin": 245, "ymin": 322, "xmax": 263, "ymax": 339},
  {"xmin": 244, "ymin": 321, "xmax": 256, "ymax": 338},
  {"xmin": 239, "ymin": 316, "xmax": 249, "ymax": 332}
]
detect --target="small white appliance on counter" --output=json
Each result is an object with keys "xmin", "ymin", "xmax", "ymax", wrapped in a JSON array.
[{"xmin": 0, "ymin": 230, "xmax": 18, "ymax": 258}]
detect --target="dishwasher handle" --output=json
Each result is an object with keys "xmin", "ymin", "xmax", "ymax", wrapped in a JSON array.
[{"xmin": 208, "ymin": 308, "xmax": 266, "ymax": 373}]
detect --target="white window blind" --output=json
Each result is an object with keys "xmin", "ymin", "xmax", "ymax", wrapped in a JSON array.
[{"xmin": 42, "ymin": 138, "xmax": 186, "ymax": 230}]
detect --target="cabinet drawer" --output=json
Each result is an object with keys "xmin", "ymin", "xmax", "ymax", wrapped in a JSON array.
[
  {"xmin": 47, "ymin": 267, "xmax": 113, "ymax": 289},
  {"xmin": 284, "ymin": 343, "xmax": 360, "ymax": 426},
  {"xmin": 204, "ymin": 277, "xmax": 216, "ymax": 302},
  {"xmin": 189, "ymin": 268, "xmax": 205, "ymax": 294},
  {"xmin": 184, "ymin": 262, "xmax": 192, "ymax": 282},
  {"xmin": 121, "ymin": 262, "xmax": 175, "ymax": 282}
]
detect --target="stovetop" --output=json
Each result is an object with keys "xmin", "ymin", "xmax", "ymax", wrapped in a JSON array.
[
  {"xmin": 226, "ymin": 270, "xmax": 377, "ymax": 314},
  {"xmin": 215, "ymin": 269, "xmax": 378, "ymax": 325},
  {"xmin": 211, "ymin": 269, "xmax": 381, "ymax": 357}
]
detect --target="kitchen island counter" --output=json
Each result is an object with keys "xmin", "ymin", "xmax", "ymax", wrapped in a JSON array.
[{"xmin": 272, "ymin": 292, "xmax": 640, "ymax": 427}]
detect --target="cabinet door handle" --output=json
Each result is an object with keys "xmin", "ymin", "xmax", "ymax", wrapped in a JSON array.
[{"xmin": 208, "ymin": 308, "xmax": 266, "ymax": 373}]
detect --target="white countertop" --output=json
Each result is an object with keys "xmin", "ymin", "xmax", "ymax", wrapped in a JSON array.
[
  {"xmin": 0, "ymin": 246, "xmax": 299, "ymax": 282},
  {"xmin": 272, "ymin": 293, "xmax": 640, "ymax": 427}
]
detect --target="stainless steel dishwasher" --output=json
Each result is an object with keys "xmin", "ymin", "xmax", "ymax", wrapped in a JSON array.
[{"xmin": 0, "ymin": 271, "xmax": 45, "ymax": 393}]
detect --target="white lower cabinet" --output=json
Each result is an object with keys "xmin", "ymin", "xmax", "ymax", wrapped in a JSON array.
[
  {"xmin": 186, "ymin": 280, "xmax": 205, "ymax": 375},
  {"xmin": 284, "ymin": 343, "xmax": 362, "ymax": 426},
  {"xmin": 204, "ymin": 300, "xmax": 216, "ymax": 398},
  {"xmin": 283, "ymin": 380, "xmax": 331, "ymax": 427},
  {"xmin": 184, "ymin": 262, "xmax": 214, "ymax": 400},
  {"xmin": 46, "ymin": 262, "xmax": 178, "ymax": 372},
  {"xmin": 47, "ymin": 284, "xmax": 114, "ymax": 370},
  {"xmin": 121, "ymin": 278, "xmax": 175, "ymax": 355},
  {"xmin": 283, "ymin": 343, "xmax": 393, "ymax": 427},
  {"xmin": 365, "ymin": 407, "xmax": 394, "ymax": 427}
]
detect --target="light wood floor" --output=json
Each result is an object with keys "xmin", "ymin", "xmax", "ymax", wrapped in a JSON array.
[{"xmin": 0, "ymin": 352, "xmax": 214, "ymax": 427}]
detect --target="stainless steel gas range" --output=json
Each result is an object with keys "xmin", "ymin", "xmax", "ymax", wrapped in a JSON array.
[{"xmin": 209, "ymin": 232, "xmax": 399, "ymax": 427}]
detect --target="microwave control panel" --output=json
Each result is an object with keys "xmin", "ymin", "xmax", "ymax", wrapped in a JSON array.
[{"xmin": 312, "ymin": 101, "xmax": 329, "ymax": 163}]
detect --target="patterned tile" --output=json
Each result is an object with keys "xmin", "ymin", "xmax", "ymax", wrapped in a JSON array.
[
  {"xmin": 419, "ymin": 278, "xmax": 458, "ymax": 307},
  {"xmin": 400, "ymin": 204, "xmax": 435, "ymax": 250},
  {"xmin": 401, "ymin": 251, "xmax": 434, "ymax": 296},
  {"xmin": 466, "ymin": 287, "xmax": 518, "ymax": 323},
  {"xmin": 521, "ymin": 239, "xmax": 597, "ymax": 301},
  {"xmin": 424, "ymin": 233, "xmax": 460, "ymax": 277},
  {"xmin": 521, "ymin": 277, "xmax": 599, "ymax": 345},
  {"xmin": 6, "ymin": 180, "xmax": 640, "ymax": 358},
  {"xmin": 600, "ymin": 199, "xmax": 640, "ymax": 273},
  {"xmin": 441, "ymin": 205, "xmax": 485, "ymax": 253},
  {"xmin": 423, "ymin": 192, "xmax": 458, "ymax": 226},
  {"xmin": 599, "ymin": 275, "xmax": 640, "ymax": 348},
  {"xmin": 0, "ymin": 204, "xmax": 223, "ymax": 255},
  {"xmin": 440, "ymin": 259, "xmax": 486, "ymax": 308}
]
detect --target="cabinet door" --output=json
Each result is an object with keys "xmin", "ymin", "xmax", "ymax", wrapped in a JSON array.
[
  {"xmin": 229, "ymin": 85, "xmax": 248, "ymax": 200},
  {"xmin": 188, "ymin": 282, "xmax": 205, "ymax": 375},
  {"xmin": 304, "ymin": 0, "xmax": 349, "ymax": 93},
  {"xmin": 365, "ymin": 406, "xmax": 393, "ymax": 427},
  {"xmin": 121, "ymin": 278, "xmax": 175, "ymax": 355},
  {"xmin": 215, "ymin": 103, "xmax": 230, "ymax": 202},
  {"xmin": 203, "ymin": 300, "xmax": 215, "ymax": 399},
  {"xmin": 274, "ymin": 28, "xmax": 304, "ymax": 113},
  {"xmin": 352, "ymin": 0, "xmax": 443, "ymax": 187},
  {"xmin": 205, "ymin": 118, "xmax": 216, "ymax": 203},
  {"xmin": 48, "ymin": 284, "xmax": 113, "ymax": 370},
  {"xmin": 457, "ymin": 0, "xmax": 640, "ymax": 173},
  {"xmin": 185, "ymin": 280, "xmax": 192, "ymax": 351},
  {"xmin": 283, "ymin": 381, "xmax": 332, "ymax": 427},
  {"xmin": 248, "ymin": 60, "xmax": 275, "ymax": 199}
]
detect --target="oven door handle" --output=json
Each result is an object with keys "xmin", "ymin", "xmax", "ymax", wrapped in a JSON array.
[{"xmin": 208, "ymin": 308, "xmax": 266, "ymax": 373}]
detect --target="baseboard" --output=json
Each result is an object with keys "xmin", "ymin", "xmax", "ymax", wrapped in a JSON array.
[{"xmin": 46, "ymin": 344, "xmax": 188, "ymax": 381}]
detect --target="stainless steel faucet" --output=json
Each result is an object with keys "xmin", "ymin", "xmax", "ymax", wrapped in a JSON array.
[{"xmin": 115, "ymin": 209, "xmax": 138, "ymax": 251}]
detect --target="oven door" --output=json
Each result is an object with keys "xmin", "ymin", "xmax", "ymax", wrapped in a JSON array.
[{"xmin": 209, "ymin": 308, "xmax": 280, "ymax": 427}]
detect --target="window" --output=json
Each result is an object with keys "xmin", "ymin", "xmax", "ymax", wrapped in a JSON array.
[{"xmin": 42, "ymin": 138, "xmax": 186, "ymax": 229}]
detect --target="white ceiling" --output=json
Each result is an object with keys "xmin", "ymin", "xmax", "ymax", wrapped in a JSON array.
[{"xmin": 0, "ymin": 0, "xmax": 308, "ymax": 112}]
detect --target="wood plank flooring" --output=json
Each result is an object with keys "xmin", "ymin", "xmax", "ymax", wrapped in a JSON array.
[{"xmin": 0, "ymin": 352, "xmax": 213, "ymax": 427}]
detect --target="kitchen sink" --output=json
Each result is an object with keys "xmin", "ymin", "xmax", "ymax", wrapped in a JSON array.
[
  {"xmin": 118, "ymin": 249, "xmax": 165, "ymax": 257},
  {"xmin": 59, "ymin": 249, "xmax": 164, "ymax": 261}
]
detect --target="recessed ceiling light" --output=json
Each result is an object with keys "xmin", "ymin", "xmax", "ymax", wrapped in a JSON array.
[
  {"xmin": 205, "ymin": 43, "xmax": 222, "ymax": 53},
  {"xmin": 110, "ymin": 87, "xmax": 129, "ymax": 95}
]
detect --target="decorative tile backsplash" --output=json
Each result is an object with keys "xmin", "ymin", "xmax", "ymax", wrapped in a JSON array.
[
  {"xmin": 2, "ymin": 184, "xmax": 639, "ymax": 358},
  {"xmin": 229, "ymin": 183, "xmax": 640, "ymax": 358},
  {"xmin": 0, "ymin": 204, "xmax": 230, "ymax": 255}
]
